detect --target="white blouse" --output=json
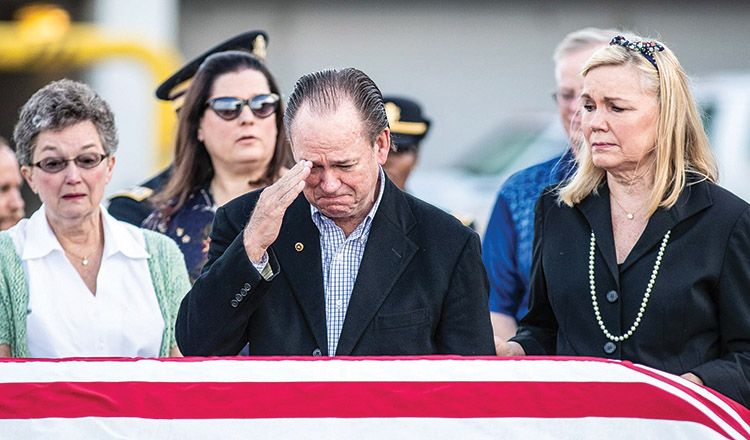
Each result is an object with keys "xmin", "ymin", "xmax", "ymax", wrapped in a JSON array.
[{"xmin": 7, "ymin": 205, "xmax": 164, "ymax": 358}]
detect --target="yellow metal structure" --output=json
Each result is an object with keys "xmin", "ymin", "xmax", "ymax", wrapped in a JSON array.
[{"xmin": 0, "ymin": 5, "xmax": 182, "ymax": 168}]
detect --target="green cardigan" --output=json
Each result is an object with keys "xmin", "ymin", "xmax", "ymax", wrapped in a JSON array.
[{"xmin": 0, "ymin": 229, "xmax": 191, "ymax": 357}]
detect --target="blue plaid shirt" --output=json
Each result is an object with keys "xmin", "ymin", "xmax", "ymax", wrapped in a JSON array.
[{"xmin": 311, "ymin": 167, "xmax": 385, "ymax": 356}]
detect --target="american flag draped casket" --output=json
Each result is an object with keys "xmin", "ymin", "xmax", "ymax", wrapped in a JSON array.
[{"xmin": 0, "ymin": 356, "xmax": 748, "ymax": 439}]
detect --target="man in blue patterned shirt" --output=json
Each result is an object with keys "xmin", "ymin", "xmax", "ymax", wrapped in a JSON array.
[
  {"xmin": 483, "ymin": 28, "xmax": 617, "ymax": 345},
  {"xmin": 177, "ymin": 68, "xmax": 495, "ymax": 357}
]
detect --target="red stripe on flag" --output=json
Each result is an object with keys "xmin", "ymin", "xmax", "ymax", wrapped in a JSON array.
[
  {"xmin": 624, "ymin": 362, "xmax": 750, "ymax": 437},
  {"xmin": 0, "ymin": 381, "xmax": 729, "ymax": 431}
]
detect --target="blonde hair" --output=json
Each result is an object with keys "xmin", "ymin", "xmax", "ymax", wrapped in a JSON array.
[{"xmin": 558, "ymin": 36, "xmax": 718, "ymax": 217}]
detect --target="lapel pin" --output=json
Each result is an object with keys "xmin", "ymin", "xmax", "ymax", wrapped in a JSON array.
[{"xmin": 295, "ymin": 242, "xmax": 304, "ymax": 252}]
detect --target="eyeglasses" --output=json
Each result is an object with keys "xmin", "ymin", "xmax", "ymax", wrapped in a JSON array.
[
  {"xmin": 31, "ymin": 153, "xmax": 109, "ymax": 174},
  {"xmin": 206, "ymin": 93, "xmax": 280, "ymax": 120},
  {"xmin": 551, "ymin": 90, "xmax": 579, "ymax": 105}
]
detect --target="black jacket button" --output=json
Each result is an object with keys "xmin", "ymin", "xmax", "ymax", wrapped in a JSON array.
[
  {"xmin": 231, "ymin": 300, "xmax": 239, "ymax": 308},
  {"xmin": 606, "ymin": 290, "xmax": 619, "ymax": 303},
  {"xmin": 312, "ymin": 348, "xmax": 322, "ymax": 356},
  {"xmin": 604, "ymin": 342, "xmax": 617, "ymax": 354}
]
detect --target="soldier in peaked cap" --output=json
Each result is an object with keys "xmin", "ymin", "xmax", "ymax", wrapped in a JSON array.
[
  {"xmin": 154, "ymin": 31, "xmax": 268, "ymax": 111},
  {"xmin": 107, "ymin": 30, "xmax": 268, "ymax": 226},
  {"xmin": 382, "ymin": 95, "xmax": 430, "ymax": 191}
]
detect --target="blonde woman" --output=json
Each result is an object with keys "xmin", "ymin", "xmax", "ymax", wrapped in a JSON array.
[{"xmin": 497, "ymin": 35, "xmax": 750, "ymax": 407}]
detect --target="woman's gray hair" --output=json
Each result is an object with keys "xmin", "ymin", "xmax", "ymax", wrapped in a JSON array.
[{"xmin": 13, "ymin": 79, "xmax": 118, "ymax": 165}]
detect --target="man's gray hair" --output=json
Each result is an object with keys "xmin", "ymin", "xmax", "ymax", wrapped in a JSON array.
[
  {"xmin": 284, "ymin": 68, "xmax": 389, "ymax": 145},
  {"xmin": 13, "ymin": 79, "xmax": 118, "ymax": 166},
  {"xmin": 553, "ymin": 27, "xmax": 620, "ymax": 78}
]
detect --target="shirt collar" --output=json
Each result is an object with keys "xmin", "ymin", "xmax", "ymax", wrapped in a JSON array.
[
  {"xmin": 100, "ymin": 205, "xmax": 150, "ymax": 259},
  {"xmin": 21, "ymin": 205, "xmax": 62, "ymax": 260},
  {"xmin": 21, "ymin": 204, "xmax": 149, "ymax": 261},
  {"xmin": 311, "ymin": 166, "xmax": 386, "ymax": 239}
]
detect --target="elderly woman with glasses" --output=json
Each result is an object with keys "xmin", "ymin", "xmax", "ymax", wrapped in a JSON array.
[
  {"xmin": 0, "ymin": 79, "xmax": 190, "ymax": 358},
  {"xmin": 143, "ymin": 50, "xmax": 291, "ymax": 282},
  {"xmin": 496, "ymin": 34, "xmax": 750, "ymax": 407}
]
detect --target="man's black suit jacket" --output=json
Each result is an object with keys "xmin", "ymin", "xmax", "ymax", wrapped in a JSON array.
[{"xmin": 176, "ymin": 177, "xmax": 495, "ymax": 356}]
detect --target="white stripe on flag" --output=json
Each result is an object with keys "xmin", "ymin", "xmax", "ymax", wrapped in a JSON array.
[
  {"xmin": 0, "ymin": 357, "xmax": 672, "ymax": 384},
  {"xmin": 0, "ymin": 417, "xmax": 732, "ymax": 440}
]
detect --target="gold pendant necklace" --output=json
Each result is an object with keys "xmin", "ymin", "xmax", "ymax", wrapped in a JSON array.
[
  {"xmin": 610, "ymin": 193, "xmax": 645, "ymax": 220},
  {"xmin": 64, "ymin": 249, "xmax": 90, "ymax": 266}
]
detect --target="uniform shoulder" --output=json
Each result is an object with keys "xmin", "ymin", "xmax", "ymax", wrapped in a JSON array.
[
  {"xmin": 108, "ymin": 168, "xmax": 172, "ymax": 202},
  {"xmin": 108, "ymin": 186, "xmax": 154, "ymax": 202}
]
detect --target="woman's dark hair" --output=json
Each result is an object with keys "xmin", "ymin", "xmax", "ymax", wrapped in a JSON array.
[{"xmin": 152, "ymin": 50, "xmax": 290, "ymax": 212}]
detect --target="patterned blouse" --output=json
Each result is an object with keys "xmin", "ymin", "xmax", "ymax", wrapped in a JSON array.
[{"xmin": 142, "ymin": 184, "xmax": 216, "ymax": 283}]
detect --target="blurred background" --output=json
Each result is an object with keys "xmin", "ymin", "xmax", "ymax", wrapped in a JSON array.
[{"xmin": 1, "ymin": 0, "xmax": 748, "ymax": 232}]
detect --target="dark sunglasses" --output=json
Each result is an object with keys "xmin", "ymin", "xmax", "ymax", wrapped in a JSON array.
[
  {"xmin": 206, "ymin": 93, "xmax": 280, "ymax": 120},
  {"xmin": 31, "ymin": 153, "xmax": 108, "ymax": 174}
]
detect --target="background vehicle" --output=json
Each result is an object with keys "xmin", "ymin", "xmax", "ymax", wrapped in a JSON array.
[
  {"xmin": 408, "ymin": 112, "xmax": 566, "ymax": 236},
  {"xmin": 698, "ymin": 73, "xmax": 750, "ymax": 202}
]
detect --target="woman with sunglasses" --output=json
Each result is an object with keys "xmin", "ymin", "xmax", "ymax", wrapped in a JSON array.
[
  {"xmin": 143, "ymin": 50, "xmax": 291, "ymax": 282},
  {"xmin": 0, "ymin": 79, "xmax": 190, "ymax": 358}
]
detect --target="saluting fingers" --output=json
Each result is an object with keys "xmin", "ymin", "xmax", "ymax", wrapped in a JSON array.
[
  {"xmin": 276, "ymin": 160, "xmax": 311, "ymax": 190},
  {"xmin": 278, "ymin": 179, "xmax": 307, "ymax": 208},
  {"xmin": 261, "ymin": 160, "xmax": 310, "ymax": 202},
  {"xmin": 278, "ymin": 160, "xmax": 311, "ymax": 201},
  {"xmin": 243, "ymin": 160, "xmax": 311, "ymax": 260}
]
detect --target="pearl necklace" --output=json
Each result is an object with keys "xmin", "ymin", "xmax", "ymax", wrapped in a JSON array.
[{"xmin": 589, "ymin": 229, "xmax": 670, "ymax": 342}]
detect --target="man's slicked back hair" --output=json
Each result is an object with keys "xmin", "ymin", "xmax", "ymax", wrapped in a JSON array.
[{"xmin": 284, "ymin": 68, "xmax": 389, "ymax": 145}]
